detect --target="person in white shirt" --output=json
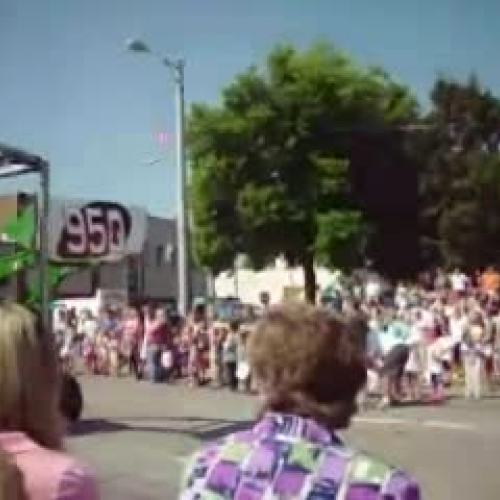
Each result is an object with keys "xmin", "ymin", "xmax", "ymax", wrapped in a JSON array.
[
  {"xmin": 481, "ymin": 315, "xmax": 496, "ymax": 393},
  {"xmin": 450, "ymin": 269, "xmax": 469, "ymax": 296},
  {"xmin": 462, "ymin": 322, "xmax": 484, "ymax": 399},
  {"xmin": 492, "ymin": 312, "xmax": 500, "ymax": 382},
  {"xmin": 449, "ymin": 307, "xmax": 469, "ymax": 371},
  {"xmin": 53, "ymin": 307, "xmax": 68, "ymax": 351},
  {"xmin": 395, "ymin": 284, "xmax": 409, "ymax": 310},
  {"xmin": 365, "ymin": 278, "xmax": 381, "ymax": 304},
  {"xmin": 80, "ymin": 309, "xmax": 98, "ymax": 341},
  {"xmin": 420, "ymin": 307, "xmax": 435, "ymax": 332},
  {"xmin": 222, "ymin": 322, "xmax": 240, "ymax": 391},
  {"xmin": 449, "ymin": 308, "xmax": 467, "ymax": 344}
]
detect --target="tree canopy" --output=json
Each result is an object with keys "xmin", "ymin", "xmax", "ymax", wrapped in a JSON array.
[
  {"xmin": 419, "ymin": 76, "xmax": 500, "ymax": 270},
  {"xmin": 188, "ymin": 42, "xmax": 500, "ymax": 299},
  {"xmin": 188, "ymin": 43, "xmax": 418, "ymax": 301}
]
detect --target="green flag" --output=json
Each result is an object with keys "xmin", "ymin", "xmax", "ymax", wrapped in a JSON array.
[
  {"xmin": 2, "ymin": 205, "xmax": 36, "ymax": 248},
  {"xmin": 27, "ymin": 264, "xmax": 78, "ymax": 306},
  {"xmin": 0, "ymin": 250, "xmax": 35, "ymax": 281}
]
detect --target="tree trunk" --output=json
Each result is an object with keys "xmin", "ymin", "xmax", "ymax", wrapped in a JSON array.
[{"xmin": 302, "ymin": 256, "xmax": 317, "ymax": 304}]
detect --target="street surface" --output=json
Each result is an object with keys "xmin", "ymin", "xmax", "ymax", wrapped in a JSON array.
[{"xmin": 68, "ymin": 377, "xmax": 500, "ymax": 499}]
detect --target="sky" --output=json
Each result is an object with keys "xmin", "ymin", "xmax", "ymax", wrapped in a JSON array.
[{"xmin": 1, "ymin": 0, "xmax": 499, "ymax": 217}]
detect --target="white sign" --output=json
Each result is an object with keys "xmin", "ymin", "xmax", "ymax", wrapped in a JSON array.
[
  {"xmin": 52, "ymin": 288, "xmax": 129, "ymax": 318},
  {"xmin": 48, "ymin": 199, "xmax": 148, "ymax": 262},
  {"xmin": 98, "ymin": 289, "xmax": 128, "ymax": 311}
]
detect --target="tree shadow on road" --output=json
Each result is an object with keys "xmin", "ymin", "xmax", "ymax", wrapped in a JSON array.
[
  {"xmin": 197, "ymin": 420, "xmax": 252, "ymax": 441},
  {"xmin": 70, "ymin": 419, "xmax": 129, "ymax": 436},
  {"xmin": 70, "ymin": 417, "xmax": 252, "ymax": 441},
  {"xmin": 103, "ymin": 416, "xmax": 237, "ymax": 423}
]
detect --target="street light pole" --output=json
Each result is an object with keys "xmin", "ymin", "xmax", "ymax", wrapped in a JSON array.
[
  {"xmin": 172, "ymin": 59, "xmax": 190, "ymax": 317},
  {"xmin": 39, "ymin": 162, "xmax": 51, "ymax": 331},
  {"xmin": 126, "ymin": 39, "xmax": 191, "ymax": 316}
]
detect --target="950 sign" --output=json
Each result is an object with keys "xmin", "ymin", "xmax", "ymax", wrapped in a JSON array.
[{"xmin": 56, "ymin": 202, "xmax": 132, "ymax": 259}]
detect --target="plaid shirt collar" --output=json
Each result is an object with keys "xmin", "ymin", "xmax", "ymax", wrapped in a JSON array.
[{"xmin": 252, "ymin": 412, "xmax": 343, "ymax": 447}]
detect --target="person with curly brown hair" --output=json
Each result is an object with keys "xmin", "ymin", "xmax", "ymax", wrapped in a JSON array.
[{"xmin": 180, "ymin": 304, "xmax": 421, "ymax": 499}]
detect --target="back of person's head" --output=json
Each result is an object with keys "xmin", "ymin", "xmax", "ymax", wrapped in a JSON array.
[
  {"xmin": 229, "ymin": 320, "xmax": 240, "ymax": 333},
  {"xmin": 0, "ymin": 302, "xmax": 62, "ymax": 450},
  {"xmin": 193, "ymin": 303, "xmax": 206, "ymax": 322},
  {"xmin": 248, "ymin": 303, "xmax": 367, "ymax": 430},
  {"xmin": 0, "ymin": 449, "xmax": 27, "ymax": 500}
]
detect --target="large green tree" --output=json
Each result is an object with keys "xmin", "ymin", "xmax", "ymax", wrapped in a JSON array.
[
  {"xmin": 188, "ymin": 44, "xmax": 417, "ymax": 302},
  {"xmin": 420, "ymin": 76, "xmax": 500, "ymax": 269}
]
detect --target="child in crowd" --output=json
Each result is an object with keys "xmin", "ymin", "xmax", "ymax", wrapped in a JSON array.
[
  {"xmin": 427, "ymin": 338, "xmax": 446, "ymax": 402},
  {"xmin": 462, "ymin": 326, "xmax": 484, "ymax": 399}
]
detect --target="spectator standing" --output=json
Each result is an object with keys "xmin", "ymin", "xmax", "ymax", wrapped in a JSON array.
[
  {"xmin": 236, "ymin": 327, "xmax": 252, "ymax": 392},
  {"xmin": 209, "ymin": 323, "xmax": 224, "ymax": 387},
  {"xmin": 146, "ymin": 307, "xmax": 171, "ymax": 383},
  {"xmin": 462, "ymin": 313, "xmax": 486, "ymax": 399},
  {"xmin": 180, "ymin": 305, "xmax": 420, "ymax": 499},
  {"xmin": 187, "ymin": 303, "xmax": 210, "ymax": 386},
  {"xmin": 0, "ymin": 302, "xmax": 99, "ymax": 500},
  {"xmin": 121, "ymin": 306, "xmax": 144, "ymax": 380},
  {"xmin": 222, "ymin": 321, "xmax": 239, "ymax": 391}
]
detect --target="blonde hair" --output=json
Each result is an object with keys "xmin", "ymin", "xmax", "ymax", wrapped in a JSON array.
[
  {"xmin": 0, "ymin": 449, "xmax": 26, "ymax": 500},
  {"xmin": 248, "ymin": 304, "xmax": 367, "ymax": 429},
  {"xmin": 0, "ymin": 302, "xmax": 62, "ymax": 450}
]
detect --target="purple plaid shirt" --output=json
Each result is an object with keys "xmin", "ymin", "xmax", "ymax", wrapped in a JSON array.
[{"xmin": 180, "ymin": 412, "xmax": 421, "ymax": 499}]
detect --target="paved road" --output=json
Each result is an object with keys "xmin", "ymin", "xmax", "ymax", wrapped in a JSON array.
[{"xmin": 68, "ymin": 377, "xmax": 500, "ymax": 499}]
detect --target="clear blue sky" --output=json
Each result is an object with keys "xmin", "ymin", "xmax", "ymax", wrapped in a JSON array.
[{"xmin": 1, "ymin": 0, "xmax": 499, "ymax": 216}]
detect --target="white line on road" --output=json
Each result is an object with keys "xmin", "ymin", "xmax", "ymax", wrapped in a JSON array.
[
  {"xmin": 355, "ymin": 416, "xmax": 407, "ymax": 425},
  {"xmin": 354, "ymin": 416, "xmax": 477, "ymax": 432},
  {"xmin": 422, "ymin": 420, "xmax": 476, "ymax": 431}
]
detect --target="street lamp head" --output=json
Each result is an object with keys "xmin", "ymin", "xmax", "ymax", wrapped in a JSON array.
[
  {"xmin": 0, "ymin": 163, "xmax": 36, "ymax": 178},
  {"xmin": 125, "ymin": 38, "xmax": 151, "ymax": 54}
]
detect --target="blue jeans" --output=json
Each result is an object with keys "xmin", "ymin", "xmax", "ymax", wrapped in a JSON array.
[{"xmin": 147, "ymin": 345, "xmax": 164, "ymax": 383}]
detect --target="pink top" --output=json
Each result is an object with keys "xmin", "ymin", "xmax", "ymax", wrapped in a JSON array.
[
  {"xmin": 0, "ymin": 432, "xmax": 99, "ymax": 500},
  {"xmin": 123, "ymin": 317, "xmax": 143, "ymax": 345}
]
